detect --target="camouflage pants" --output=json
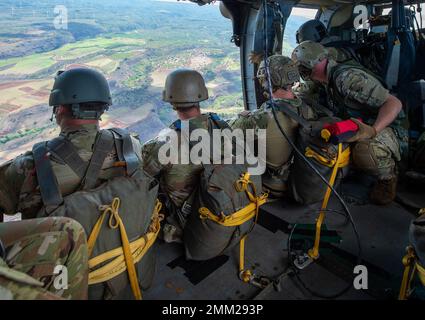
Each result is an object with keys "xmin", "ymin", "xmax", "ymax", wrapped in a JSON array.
[
  {"xmin": 0, "ymin": 217, "xmax": 88, "ymax": 300},
  {"xmin": 351, "ymin": 127, "xmax": 401, "ymax": 178}
]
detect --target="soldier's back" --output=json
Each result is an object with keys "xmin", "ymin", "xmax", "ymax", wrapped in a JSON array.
[{"xmin": 0, "ymin": 124, "xmax": 142, "ymax": 219}]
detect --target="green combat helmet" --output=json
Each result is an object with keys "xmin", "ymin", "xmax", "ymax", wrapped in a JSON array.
[
  {"xmin": 49, "ymin": 68, "xmax": 112, "ymax": 120},
  {"xmin": 257, "ymin": 55, "xmax": 300, "ymax": 91},
  {"xmin": 296, "ymin": 20, "xmax": 328, "ymax": 44},
  {"xmin": 291, "ymin": 41, "xmax": 328, "ymax": 80},
  {"xmin": 162, "ymin": 69, "xmax": 208, "ymax": 108}
]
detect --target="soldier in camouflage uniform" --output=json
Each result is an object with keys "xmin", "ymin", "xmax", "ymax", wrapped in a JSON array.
[
  {"xmin": 143, "ymin": 69, "xmax": 229, "ymax": 242},
  {"xmin": 292, "ymin": 41, "xmax": 407, "ymax": 205},
  {"xmin": 0, "ymin": 68, "xmax": 142, "ymax": 219},
  {"xmin": 230, "ymin": 55, "xmax": 316, "ymax": 197},
  {"xmin": 0, "ymin": 217, "xmax": 88, "ymax": 300},
  {"xmin": 294, "ymin": 20, "xmax": 360, "ymax": 109}
]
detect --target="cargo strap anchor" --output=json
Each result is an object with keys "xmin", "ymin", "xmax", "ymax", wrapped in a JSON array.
[
  {"xmin": 238, "ymin": 233, "xmax": 273, "ymax": 289},
  {"xmin": 239, "ymin": 269, "xmax": 272, "ymax": 289},
  {"xmin": 294, "ymin": 143, "xmax": 350, "ymax": 269},
  {"xmin": 293, "ymin": 252, "xmax": 315, "ymax": 270}
]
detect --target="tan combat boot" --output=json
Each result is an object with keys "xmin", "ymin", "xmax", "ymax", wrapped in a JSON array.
[
  {"xmin": 262, "ymin": 170, "xmax": 288, "ymax": 198},
  {"xmin": 370, "ymin": 175, "xmax": 397, "ymax": 205}
]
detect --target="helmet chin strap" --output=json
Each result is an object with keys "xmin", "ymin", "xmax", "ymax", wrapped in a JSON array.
[{"xmin": 50, "ymin": 106, "xmax": 58, "ymax": 122}]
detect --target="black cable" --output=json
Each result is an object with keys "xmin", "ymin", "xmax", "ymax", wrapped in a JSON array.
[{"xmin": 261, "ymin": 0, "xmax": 362, "ymax": 299}]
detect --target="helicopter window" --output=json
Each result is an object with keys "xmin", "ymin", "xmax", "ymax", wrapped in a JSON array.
[
  {"xmin": 0, "ymin": 1, "xmax": 242, "ymax": 163},
  {"xmin": 381, "ymin": 3, "xmax": 425, "ymax": 28},
  {"xmin": 282, "ymin": 7, "xmax": 318, "ymax": 56}
]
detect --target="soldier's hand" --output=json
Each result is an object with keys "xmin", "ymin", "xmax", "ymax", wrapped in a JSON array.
[
  {"xmin": 346, "ymin": 118, "xmax": 377, "ymax": 143},
  {"xmin": 249, "ymin": 51, "xmax": 264, "ymax": 65}
]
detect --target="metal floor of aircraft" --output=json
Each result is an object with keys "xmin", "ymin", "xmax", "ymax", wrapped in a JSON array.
[{"xmin": 144, "ymin": 175, "xmax": 420, "ymax": 300}]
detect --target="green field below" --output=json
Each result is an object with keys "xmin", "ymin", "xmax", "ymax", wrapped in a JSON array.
[{"xmin": 0, "ymin": 34, "xmax": 149, "ymax": 76}]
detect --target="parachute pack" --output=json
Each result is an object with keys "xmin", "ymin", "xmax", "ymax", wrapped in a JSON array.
[
  {"xmin": 170, "ymin": 114, "xmax": 268, "ymax": 267},
  {"xmin": 32, "ymin": 128, "xmax": 161, "ymax": 300},
  {"xmin": 289, "ymin": 118, "xmax": 350, "ymax": 205},
  {"xmin": 184, "ymin": 164, "xmax": 267, "ymax": 261}
]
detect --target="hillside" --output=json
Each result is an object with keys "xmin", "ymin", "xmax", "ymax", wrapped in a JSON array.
[{"xmin": 0, "ymin": 0, "xmax": 308, "ymax": 163}]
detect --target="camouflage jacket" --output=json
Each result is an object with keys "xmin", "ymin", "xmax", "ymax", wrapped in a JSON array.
[
  {"xmin": 0, "ymin": 217, "xmax": 88, "ymax": 300},
  {"xmin": 0, "ymin": 124, "xmax": 143, "ymax": 219},
  {"xmin": 143, "ymin": 113, "xmax": 223, "ymax": 208},
  {"xmin": 326, "ymin": 59, "xmax": 392, "ymax": 123},
  {"xmin": 230, "ymin": 97, "xmax": 316, "ymax": 170},
  {"xmin": 326, "ymin": 59, "xmax": 408, "ymax": 154}
]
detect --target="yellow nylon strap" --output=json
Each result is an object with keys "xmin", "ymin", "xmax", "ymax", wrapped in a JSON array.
[
  {"xmin": 399, "ymin": 246, "xmax": 417, "ymax": 300},
  {"xmin": 87, "ymin": 198, "xmax": 163, "ymax": 300},
  {"xmin": 308, "ymin": 144, "xmax": 347, "ymax": 259},
  {"xmin": 305, "ymin": 145, "xmax": 350, "ymax": 168},
  {"xmin": 88, "ymin": 213, "xmax": 162, "ymax": 283},
  {"xmin": 239, "ymin": 236, "xmax": 252, "ymax": 283},
  {"xmin": 239, "ymin": 236, "xmax": 246, "ymax": 272},
  {"xmin": 416, "ymin": 261, "xmax": 425, "ymax": 286},
  {"xmin": 235, "ymin": 172, "xmax": 257, "ymax": 202},
  {"xmin": 199, "ymin": 195, "xmax": 267, "ymax": 227}
]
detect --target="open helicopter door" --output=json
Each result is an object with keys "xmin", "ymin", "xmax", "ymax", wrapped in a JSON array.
[{"xmin": 233, "ymin": 0, "xmax": 295, "ymax": 111}]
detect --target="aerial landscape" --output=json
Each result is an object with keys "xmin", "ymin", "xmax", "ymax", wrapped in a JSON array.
[
  {"xmin": 2, "ymin": 0, "xmax": 425, "ymax": 305},
  {"xmin": 0, "ymin": 0, "xmax": 308, "ymax": 162}
]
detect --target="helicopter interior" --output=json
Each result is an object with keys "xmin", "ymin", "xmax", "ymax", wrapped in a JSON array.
[
  {"xmin": 1, "ymin": 0, "xmax": 424, "ymax": 301},
  {"xmin": 137, "ymin": 0, "xmax": 425, "ymax": 300}
]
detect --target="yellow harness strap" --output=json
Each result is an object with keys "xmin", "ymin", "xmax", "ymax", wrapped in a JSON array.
[
  {"xmin": 198, "ymin": 172, "xmax": 268, "ymax": 283},
  {"xmin": 307, "ymin": 144, "xmax": 350, "ymax": 259},
  {"xmin": 199, "ymin": 196, "xmax": 267, "ymax": 227},
  {"xmin": 305, "ymin": 145, "xmax": 351, "ymax": 168},
  {"xmin": 87, "ymin": 198, "xmax": 163, "ymax": 300},
  {"xmin": 399, "ymin": 246, "xmax": 417, "ymax": 300},
  {"xmin": 416, "ymin": 261, "xmax": 425, "ymax": 286},
  {"xmin": 399, "ymin": 246, "xmax": 425, "ymax": 300}
]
